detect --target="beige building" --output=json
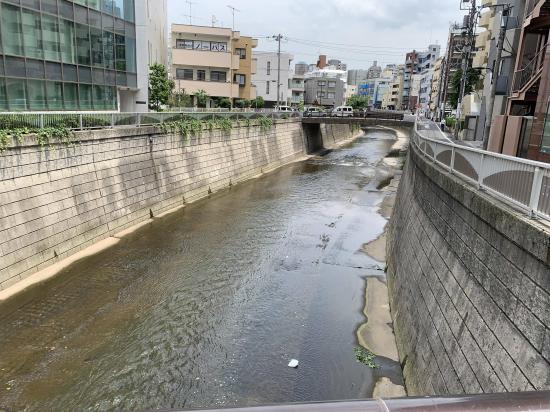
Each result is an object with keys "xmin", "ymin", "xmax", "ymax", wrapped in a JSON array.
[
  {"xmin": 171, "ymin": 24, "xmax": 257, "ymax": 106},
  {"xmin": 430, "ymin": 57, "xmax": 445, "ymax": 116}
]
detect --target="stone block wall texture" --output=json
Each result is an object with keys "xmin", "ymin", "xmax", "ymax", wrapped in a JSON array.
[
  {"xmin": 0, "ymin": 120, "xmax": 354, "ymax": 290},
  {"xmin": 387, "ymin": 142, "xmax": 550, "ymax": 395}
]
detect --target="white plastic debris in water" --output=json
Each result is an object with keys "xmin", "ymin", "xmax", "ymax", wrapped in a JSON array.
[{"xmin": 288, "ymin": 359, "xmax": 299, "ymax": 368}]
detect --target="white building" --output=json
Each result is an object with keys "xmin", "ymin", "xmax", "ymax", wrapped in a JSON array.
[
  {"xmin": 252, "ymin": 51, "xmax": 293, "ymax": 107},
  {"xmin": 122, "ymin": 0, "xmax": 168, "ymax": 112}
]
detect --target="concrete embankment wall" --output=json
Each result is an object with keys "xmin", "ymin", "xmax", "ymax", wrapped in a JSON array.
[
  {"xmin": 387, "ymin": 141, "xmax": 550, "ymax": 394},
  {"xmin": 0, "ymin": 119, "xmax": 355, "ymax": 290}
]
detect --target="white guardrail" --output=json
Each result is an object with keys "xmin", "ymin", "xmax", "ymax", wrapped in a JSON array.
[
  {"xmin": 414, "ymin": 120, "xmax": 550, "ymax": 220},
  {"xmin": 0, "ymin": 110, "xmax": 301, "ymax": 130}
]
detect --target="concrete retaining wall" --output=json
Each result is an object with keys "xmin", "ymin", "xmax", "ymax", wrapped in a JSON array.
[
  {"xmin": 387, "ymin": 142, "xmax": 550, "ymax": 395},
  {"xmin": 0, "ymin": 120, "xmax": 355, "ymax": 290}
]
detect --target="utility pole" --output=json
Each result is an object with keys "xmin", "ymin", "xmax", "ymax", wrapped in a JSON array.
[
  {"xmin": 274, "ymin": 34, "xmax": 283, "ymax": 107},
  {"xmin": 227, "ymin": 5, "xmax": 240, "ymax": 31},
  {"xmin": 455, "ymin": 0, "xmax": 478, "ymax": 139},
  {"xmin": 483, "ymin": 5, "xmax": 511, "ymax": 149},
  {"xmin": 211, "ymin": 15, "xmax": 217, "ymax": 27}
]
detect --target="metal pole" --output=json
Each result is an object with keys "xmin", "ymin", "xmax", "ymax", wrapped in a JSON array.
[
  {"xmin": 455, "ymin": 0, "xmax": 478, "ymax": 139},
  {"xmin": 483, "ymin": 6, "xmax": 509, "ymax": 149},
  {"xmin": 275, "ymin": 34, "xmax": 282, "ymax": 108}
]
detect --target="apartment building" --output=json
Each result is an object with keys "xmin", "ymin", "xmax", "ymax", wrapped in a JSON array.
[
  {"xmin": 0, "ymin": 0, "xmax": 167, "ymax": 112},
  {"xmin": 402, "ymin": 44, "xmax": 441, "ymax": 110},
  {"xmin": 430, "ymin": 57, "xmax": 445, "ymax": 119},
  {"xmin": 348, "ymin": 69, "xmax": 369, "ymax": 86},
  {"xmin": 358, "ymin": 77, "xmax": 391, "ymax": 108},
  {"xmin": 289, "ymin": 72, "xmax": 305, "ymax": 106},
  {"xmin": 304, "ymin": 69, "xmax": 346, "ymax": 107},
  {"xmin": 252, "ymin": 51, "xmax": 293, "ymax": 107},
  {"xmin": 171, "ymin": 24, "xmax": 257, "ymax": 107}
]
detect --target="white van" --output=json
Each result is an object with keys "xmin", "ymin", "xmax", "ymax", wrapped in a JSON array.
[
  {"xmin": 332, "ymin": 106, "xmax": 354, "ymax": 117},
  {"xmin": 275, "ymin": 105, "xmax": 294, "ymax": 112}
]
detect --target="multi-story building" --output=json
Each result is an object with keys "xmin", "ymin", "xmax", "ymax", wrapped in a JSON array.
[
  {"xmin": 171, "ymin": 24, "xmax": 257, "ymax": 108},
  {"xmin": 402, "ymin": 44, "xmax": 441, "ymax": 110},
  {"xmin": 386, "ymin": 68, "xmax": 404, "ymax": 110},
  {"xmin": 418, "ymin": 69, "xmax": 434, "ymax": 114},
  {"xmin": 367, "ymin": 61, "xmax": 382, "ymax": 79},
  {"xmin": 0, "ymin": 0, "xmax": 167, "ymax": 112},
  {"xmin": 441, "ymin": 24, "xmax": 468, "ymax": 115},
  {"xmin": 327, "ymin": 59, "xmax": 347, "ymax": 71},
  {"xmin": 358, "ymin": 77, "xmax": 391, "ymax": 108},
  {"xmin": 304, "ymin": 69, "xmax": 346, "ymax": 107},
  {"xmin": 252, "ymin": 51, "xmax": 293, "ymax": 107},
  {"xmin": 495, "ymin": 0, "xmax": 550, "ymax": 161},
  {"xmin": 288, "ymin": 72, "xmax": 305, "ymax": 106},
  {"xmin": 347, "ymin": 69, "xmax": 369, "ymax": 86},
  {"xmin": 295, "ymin": 61, "xmax": 309, "ymax": 76},
  {"xmin": 430, "ymin": 57, "xmax": 445, "ymax": 119}
]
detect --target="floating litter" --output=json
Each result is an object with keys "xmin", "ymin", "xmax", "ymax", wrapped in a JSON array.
[{"xmin": 288, "ymin": 359, "xmax": 299, "ymax": 368}]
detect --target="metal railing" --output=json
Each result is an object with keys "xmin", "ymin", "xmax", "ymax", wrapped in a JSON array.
[
  {"xmin": 179, "ymin": 391, "xmax": 550, "ymax": 411},
  {"xmin": 414, "ymin": 121, "xmax": 550, "ymax": 220},
  {"xmin": 0, "ymin": 111, "xmax": 301, "ymax": 131},
  {"xmin": 512, "ymin": 45, "xmax": 547, "ymax": 92}
]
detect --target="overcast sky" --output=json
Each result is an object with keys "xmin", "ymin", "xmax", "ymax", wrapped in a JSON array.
[{"xmin": 167, "ymin": 0, "xmax": 467, "ymax": 70}]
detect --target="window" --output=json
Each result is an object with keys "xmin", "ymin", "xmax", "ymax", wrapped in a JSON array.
[
  {"xmin": 76, "ymin": 24, "xmax": 91, "ymax": 65},
  {"xmin": 327, "ymin": 92, "xmax": 335, "ymax": 99},
  {"xmin": 6, "ymin": 78, "xmax": 27, "ymax": 111},
  {"xmin": 267, "ymin": 61, "xmax": 271, "ymax": 75},
  {"xmin": 201, "ymin": 41, "xmax": 211, "ymax": 51},
  {"xmin": 27, "ymin": 79, "xmax": 47, "ymax": 110},
  {"xmin": 0, "ymin": 79, "xmax": 7, "ymax": 111},
  {"xmin": 91, "ymin": 27, "xmax": 103, "ymax": 66},
  {"xmin": 103, "ymin": 30, "xmax": 115, "ymax": 69},
  {"xmin": 197, "ymin": 70, "xmax": 205, "ymax": 81},
  {"xmin": 115, "ymin": 33, "xmax": 126, "ymax": 70},
  {"xmin": 210, "ymin": 71, "xmax": 226, "ymax": 82},
  {"xmin": 317, "ymin": 91, "xmax": 326, "ymax": 98},
  {"xmin": 2, "ymin": 4, "xmax": 24, "ymax": 56},
  {"xmin": 22, "ymin": 8, "xmax": 43, "ymax": 59},
  {"xmin": 234, "ymin": 74, "xmax": 245, "ymax": 86},
  {"xmin": 318, "ymin": 81, "xmax": 327, "ymax": 86},
  {"xmin": 176, "ymin": 68, "xmax": 193, "ymax": 80},
  {"xmin": 266, "ymin": 81, "xmax": 270, "ymax": 94},
  {"xmin": 60, "ymin": 19, "xmax": 77, "ymax": 64},
  {"xmin": 541, "ymin": 99, "xmax": 550, "ymax": 153},
  {"xmin": 328, "ymin": 81, "xmax": 336, "ymax": 88},
  {"xmin": 236, "ymin": 48, "xmax": 246, "ymax": 59}
]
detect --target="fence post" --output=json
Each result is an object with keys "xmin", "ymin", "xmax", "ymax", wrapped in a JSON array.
[
  {"xmin": 79, "ymin": 114, "xmax": 83, "ymax": 131},
  {"xmin": 477, "ymin": 154, "xmax": 485, "ymax": 189},
  {"xmin": 111, "ymin": 113, "xmax": 115, "ymax": 128},
  {"xmin": 529, "ymin": 167, "xmax": 544, "ymax": 217},
  {"xmin": 137, "ymin": 113, "xmax": 141, "ymax": 127},
  {"xmin": 450, "ymin": 147, "xmax": 455, "ymax": 174},
  {"xmin": 39, "ymin": 114, "xmax": 44, "ymax": 129}
]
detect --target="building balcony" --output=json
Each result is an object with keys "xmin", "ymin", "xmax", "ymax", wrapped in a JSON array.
[
  {"xmin": 251, "ymin": 38, "xmax": 259, "ymax": 48},
  {"xmin": 475, "ymin": 30, "xmax": 490, "ymax": 49},
  {"xmin": 174, "ymin": 79, "xmax": 240, "ymax": 98},
  {"xmin": 172, "ymin": 49, "xmax": 240, "ymax": 70},
  {"xmin": 473, "ymin": 51, "xmax": 488, "ymax": 68},
  {"xmin": 479, "ymin": 10, "xmax": 493, "ymax": 29}
]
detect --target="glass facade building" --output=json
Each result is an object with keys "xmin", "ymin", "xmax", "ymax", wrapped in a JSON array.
[{"xmin": 0, "ymin": 0, "xmax": 138, "ymax": 111}]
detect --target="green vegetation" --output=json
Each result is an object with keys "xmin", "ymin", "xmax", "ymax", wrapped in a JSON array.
[
  {"xmin": 347, "ymin": 95, "xmax": 370, "ymax": 109},
  {"xmin": 258, "ymin": 116, "xmax": 273, "ymax": 131},
  {"xmin": 448, "ymin": 68, "xmax": 481, "ymax": 109},
  {"xmin": 445, "ymin": 116, "xmax": 457, "ymax": 129},
  {"xmin": 251, "ymin": 96, "xmax": 265, "ymax": 109},
  {"xmin": 194, "ymin": 90, "xmax": 209, "ymax": 108},
  {"xmin": 169, "ymin": 90, "xmax": 193, "ymax": 108},
  {"xmin": 235, "ymin": 99, "xmax": 251, "ymax": 109},
  {"xmin": 0, "ymin": 125, "xmax": 75, "ymax": 152},
  {"xmin": 148, "ymin": 64, "xmax": 175, "ymax": 112},
  {"xmin": 354, "ymin": 347, "xmax": 379, "ymax": 369}
]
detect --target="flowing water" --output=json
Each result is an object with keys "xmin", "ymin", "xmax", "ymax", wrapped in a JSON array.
[{"xmin": 0, "ymin": 130, "xmax": 403, "ymax": 411}]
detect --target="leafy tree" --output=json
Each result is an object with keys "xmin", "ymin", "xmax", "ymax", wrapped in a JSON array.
[
  {"xmin": 298, "ymin": 101, "xmax": 305, "ymax": 111},
  {"xmin": 251, "ymin": 96, "xmax": 265, "ymax": 108},
  {"xmin": 235, "ymin": 99, "xmax": 251, "ymax": 108},
  {"xmin": 347, "ymin": 95, "xmax": 370, "ymax": 109},
  {"xmin": 148, "ymin": 64, "xmax": 174, "ymax": 112},
  {"xmin": 169, "ymin": 89, "xmax": 192, "ymax": 108},
  {"xmin": 213, "ymin": 97, "xmax": 232, "ymax": 109},
  {"xmin": 448, "ymin": 68, "xmax": 481, "ymax": 109},
  {"xmin": 194, "ymin": 90, "xmax": 209, "ymax": 108}
]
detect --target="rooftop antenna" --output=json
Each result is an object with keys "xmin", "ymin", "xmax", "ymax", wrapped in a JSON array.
[
  {"xmin": 227, "ymin": 5, "xmax": 240, "ymax": 30},
  {"xmin": 185, "ymin": 0, "xmax": 196, "ymax": 25},
  {"xmin": 212, "ymin": 15, "xmax": 218, "ymax": 27}
]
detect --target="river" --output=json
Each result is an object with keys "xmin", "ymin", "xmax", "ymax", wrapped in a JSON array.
[{"xmin": 0, "ymin": 129, "xmax": 404, "ymax": 411}]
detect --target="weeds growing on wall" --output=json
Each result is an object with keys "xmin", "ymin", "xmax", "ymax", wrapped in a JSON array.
[
  {"xmin": 0, "ymin": 126, "xmax": 75, "ymax": 152},
  {"xmin": 257, "ymin": 116, "xmax": 273, "ymax": 131}
]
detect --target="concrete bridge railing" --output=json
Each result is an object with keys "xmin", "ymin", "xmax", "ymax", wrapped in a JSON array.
[{"xmin": 414, "ymin": 121, "xmax": 550, "ymax": 220}]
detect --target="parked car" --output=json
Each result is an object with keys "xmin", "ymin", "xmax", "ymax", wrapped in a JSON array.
[
  {"xmin": 275, "ymin": 105, "xmax": 294, "ymax": 112},
  {"xmin": 332, "ymin": 106, "xmax": 354, "ymax": 117},
  {"xmin": 303, "ymin": 107, "xmax": 325, "ymax": 117}
]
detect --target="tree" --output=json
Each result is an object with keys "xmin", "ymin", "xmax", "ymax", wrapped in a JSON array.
[
  {"xmin": 251, "ymin": 96, "xmax": 265, "ymax": 108},
  {"xmin": 347, "ymin": 95, "xmax": 370, "ymax": 109},
  {"xmin": 194, "ymin": 90, "xmax": 209, "ymax": 108},
  {"xmin": 448, "ymin": 68, "xmax": 481, "ymax": 109},
  {"xmin": 235, "ymin": 99, "xmax": 251, "ymax": 108},
  {"xmin": 169, "ymin": 89, "xmax": 192, "ymax": 108},
  {"xmin": 148, "ymin": 64, "xmax": 174, "ymax": 112},
  {"xmin": 213, "ymin": 97, "xmax": 232, "ymax": 108}
]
